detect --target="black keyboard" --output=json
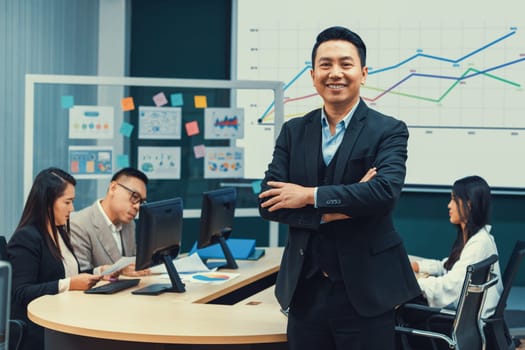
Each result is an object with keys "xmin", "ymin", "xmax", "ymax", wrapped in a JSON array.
[{"xmin": 84, "ymin": 278, "xmax": 141, "ymax": 294}]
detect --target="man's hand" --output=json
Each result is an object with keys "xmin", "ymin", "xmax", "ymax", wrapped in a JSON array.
[
  {"xmin": 321, "ymin": 213, "xmax": 351, "ymax": 223},
  {"xmin": 259, "ymin": 181, "xmax": 315, "ymax": 212},
  {"xmin": 98, "ymin": 264, "xmax": 120, "ymax": 281},
  {"xmin": 360, "ymin": 167, "xmax": 377, "ymax": 183},
  {"xmin": 121, "ymin": 263, "xmax": 151, "ymax": 277}
]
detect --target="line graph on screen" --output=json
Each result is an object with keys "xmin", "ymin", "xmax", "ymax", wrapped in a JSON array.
[
  {"xmin": 235, "ymin": 0, "xmax": 525, "ymax": 189},
  {"xmin": 253, "ymin": 28, "xmax": 524, "ymax": 129}
]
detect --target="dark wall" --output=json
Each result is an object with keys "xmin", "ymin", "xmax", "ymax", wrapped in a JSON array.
[
  {"xmin": 131, "ymin": 0, "xmax": 231, "ymax": 79},
  {"xmin": 129, "ymin": 0, "xmax": 269, "ymax": 251},
  {"xmin": 129, "ymin": 0, "xmax": 525, "ymax": 285}
]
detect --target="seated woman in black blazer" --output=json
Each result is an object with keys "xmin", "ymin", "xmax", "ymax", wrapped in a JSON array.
[{"xmin": 7, "ymin": 167, "xmax": 103, "ymax": 350}]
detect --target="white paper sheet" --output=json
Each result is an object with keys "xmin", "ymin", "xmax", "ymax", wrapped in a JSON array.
[
  {"xmin": 150, "ymin": 252, "xmax": 212, "ymax": 274},
  {"xmin": 100, "ymin": 256, "xmax": 135, "ymax": 276}
]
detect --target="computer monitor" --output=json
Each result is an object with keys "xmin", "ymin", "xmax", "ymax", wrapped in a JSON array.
[
  {"xmin": 197, "ymin": 187, "xmax": 238, "ymax": 269},
  {"xmin": 133, "ymin": 197, "xmax": 185, "ymax": 295},
  {"xmin": 0, "ymin": 261, "xmax": 11, "ymax": 350}
]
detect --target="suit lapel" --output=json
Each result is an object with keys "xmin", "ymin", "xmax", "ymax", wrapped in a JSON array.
[
  {"xmin": 334, "ymin": 101, "xmax": 367, "ymax": 184},
  {"xmin": 303, "ymin": 110, "xmax": 322, "ymax": 186}
]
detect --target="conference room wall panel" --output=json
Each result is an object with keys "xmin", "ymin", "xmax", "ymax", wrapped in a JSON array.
[{"xmin": 0, "ymin": 0, "xmax": 99, "ymax": 236}]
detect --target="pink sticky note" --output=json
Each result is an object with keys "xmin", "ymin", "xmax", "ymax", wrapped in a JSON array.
[
  {"xmin": 193, "ymin": 144, "xmax": 206, "ymax": 158},
  {"xmin": 152, "ymin": 92, "xmax": 168, "ymax": 107},
  {"xmin": 194, "ymin": 95, "xmax": 207, "ymax": 108},
  {"xmin": 185, "ymin": 121, "xmax": 200, "ymax": 136}
]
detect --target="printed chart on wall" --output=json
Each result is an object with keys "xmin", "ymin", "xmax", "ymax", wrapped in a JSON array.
[{"xmin": 236, "ymin": 0, "xmax": 525, "ymax": 189}]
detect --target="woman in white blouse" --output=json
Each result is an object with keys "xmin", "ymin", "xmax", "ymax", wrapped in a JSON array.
[{"xmin": 411, "ymin": 175, "xmax": 503, "ymax": 318}]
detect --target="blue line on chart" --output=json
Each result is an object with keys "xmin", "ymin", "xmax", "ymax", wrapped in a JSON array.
[
  {"xmin": 369, "ymin": 30, "xmax": 517, "ymax": 75},
  {"xmin": 258, "ymin": 29, "xmax": 520, "ymax": 121},
  {"xmin": 258, "ymin": 65, "xmax": 312, "ymax": 123}
]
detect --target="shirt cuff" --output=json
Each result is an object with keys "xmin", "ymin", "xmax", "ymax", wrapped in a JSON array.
[
  {"xmin": 314, "ymin": 187, "xmax": 326, "ymax": 224},
  {"xmin": 59, "ymin": 278, "xmax": 71, "ymax": 293},
  {"xmin": 93, "ymin": 266, "xmax": 102, "ymax": 275}
]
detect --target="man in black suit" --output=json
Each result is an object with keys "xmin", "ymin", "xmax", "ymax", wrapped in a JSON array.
[{"xmin": 259, "ymin": 26, "xmax": 421, "ymax": 350}]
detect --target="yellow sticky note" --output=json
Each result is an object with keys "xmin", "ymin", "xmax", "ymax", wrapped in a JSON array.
[
  {"xmin": 194, "ymin": 95, "xmax": 207, "ymax": 108},
  {"xmin": 121, "ymin": 97, "xmax": 135, "ymax": 111}
]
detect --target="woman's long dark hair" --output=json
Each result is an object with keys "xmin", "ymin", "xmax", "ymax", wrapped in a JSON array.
[
  {"xmin": 444, "ymin": 175, "xmax": 491, "ymax": 270},
  {"xmin": 16, "ymin": 167, "xmax": 76, "ymax": 260}
]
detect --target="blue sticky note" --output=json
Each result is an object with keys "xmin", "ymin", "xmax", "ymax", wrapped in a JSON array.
[
  {"xmin": 61, "ymin": 95, "xmax": 74, "ymax": 109},
  {"xmin": 119, "ymin": 122, "xmax": 134, "ymax": 137},
  {"xmin": 116, "ymin": 154, "xmax": 130, "ymax": 168},
  {"xmin": 170, "ymin": 93, "xmax": 184, "ymax": 107},
  {"xmin": 251, "ymin": 180, "xmax": 262, "ymax": 194}
]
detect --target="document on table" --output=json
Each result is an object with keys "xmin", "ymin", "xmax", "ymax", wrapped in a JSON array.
[
  {"xmin": 186, "ymin": 271, "xmax": 240, "ymax": 284},
  {"xmin": 100, "ymin": 256, "xmax": 135, "ymax": 276},
  {"xmin": 150, "ymin": 252, "xmax": 212, "ymax": 274},
  {"xmin": 154, "ymin": 253, "xmax": 239, "ymax": 284},
  {"xmin": 159, "ymin": 269, "xmax": 240, "ymax": 284}
]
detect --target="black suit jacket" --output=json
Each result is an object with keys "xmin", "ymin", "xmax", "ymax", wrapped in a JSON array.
[
  {"xmin": 7, "ymin": 225, "xmax": 77, "ymax": 350},
  {"xmin": 259, "ymin": 100, "xmax": 421, "ymax": 317}
]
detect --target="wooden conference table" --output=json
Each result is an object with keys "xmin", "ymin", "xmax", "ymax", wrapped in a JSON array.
[{"xmin": 28, "ymin": 247, "xmax": 287, "ymax": 350}]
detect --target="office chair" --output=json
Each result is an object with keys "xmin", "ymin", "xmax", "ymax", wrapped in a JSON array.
[
  {"xmin": 0, "ymin": 236, "xmax": 26, "ymax": 350},
  {"xmin": 484, "ymin": 240, "xmax": 525, "ymax": 350},
  {"xmin": 396, "ymin": 254, "xmax": 499, "ymax": 350}
]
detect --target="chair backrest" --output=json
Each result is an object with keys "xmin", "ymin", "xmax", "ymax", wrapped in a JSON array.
[
  {"xmin": 0, "ymin": 236, "xmax": 8, "ymax": 261},
  {"xmin": 484, "ymin": 240, "xmax": 525, "ymax": 350},
  {"xmin": 7, "ymin": 319, "xmax": 26, "ymax": 350},
  {"xmin": 452, "ymin": 254, "xmax": 499, "ymax": 350},
  {"xmin": 495, "ymin": 240, "xmax": 525, "ymax": 318}
]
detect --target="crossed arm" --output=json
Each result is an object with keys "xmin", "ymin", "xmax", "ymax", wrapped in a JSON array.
[{"xmin": 259, "ymin": 167, "xmax": 377, "ymax": 223}]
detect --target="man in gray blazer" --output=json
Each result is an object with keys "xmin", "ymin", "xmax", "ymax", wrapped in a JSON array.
[
  {"xmin": 259, "ymin": 27, "xmax": 421, "ymax": 350},
  {"xmin": 70, "ymin": 168, "xmax": 149, "ymax": 275}
]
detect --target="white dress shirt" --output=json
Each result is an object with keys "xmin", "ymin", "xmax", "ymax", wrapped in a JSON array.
[{"xmin": 96, "ymin": 199, "xmax": 123, "ymax": 254}]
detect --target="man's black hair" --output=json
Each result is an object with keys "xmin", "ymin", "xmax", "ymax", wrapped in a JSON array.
[
  {"xmin": 311, "ymin": 26, "xmax": 367, "ymax": 67},
  {"xmin": 111, "ymin": 167, "xmax": 149, "ymax": 185}
]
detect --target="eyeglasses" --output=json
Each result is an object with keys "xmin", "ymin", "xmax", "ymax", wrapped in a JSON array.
[{"xmin": 116, "ymin": 183, "xmax": 146, "ymax": 205}]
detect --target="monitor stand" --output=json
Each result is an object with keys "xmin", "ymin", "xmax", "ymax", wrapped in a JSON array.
[
  {"xmin": 132, "ymin": 255, "xmax": 186, "ymax": 295},
  {"xmin": 205, "ymin": 236, "xmax": 238, "ymax": 270}
]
